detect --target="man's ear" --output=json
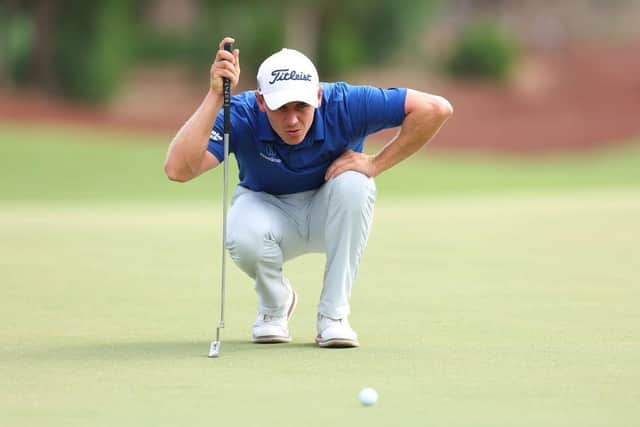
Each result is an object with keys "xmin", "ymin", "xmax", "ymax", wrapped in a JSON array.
[
  {"xmin": 255, "ymin": 91, "xmax": 267, "ymax": 112},
  {"xmin": 316, "ymin": 86, "xmax": 323, "ymax": 108}
]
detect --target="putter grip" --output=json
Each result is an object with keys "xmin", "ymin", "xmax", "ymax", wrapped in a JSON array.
[{"xmin": 223, "ymin": 42, "xmax": 233, "ymax": 132}]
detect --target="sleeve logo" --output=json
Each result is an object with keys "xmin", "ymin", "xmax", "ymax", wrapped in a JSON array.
[{"xmin": 210, "ymin": 130, "xmax": 223, "ymax": 141}]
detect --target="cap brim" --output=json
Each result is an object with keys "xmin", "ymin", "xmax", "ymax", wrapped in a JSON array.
[{"xmin": 262, "ymin": 88, "xmax": 319, "ymax": 110}]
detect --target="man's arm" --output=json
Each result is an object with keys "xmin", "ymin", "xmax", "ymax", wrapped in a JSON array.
[
  {"xmin": 164, "ymin": 37, "xmax": 240, "ymax": 182},
  {"xmin": 324, "ymin": 89, "xmax": 453, "ymax": 180}
]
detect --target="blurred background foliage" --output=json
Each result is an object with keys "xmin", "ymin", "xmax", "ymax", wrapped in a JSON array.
[
  {"xmin": 2, "ymin": 0, "xmax": 136, "ymax": 101},
  {"xmin": 446, "ymin": 21, "xmax": 519, "ymax": 80},
  {"xmin": 0, "ymin": 0, "xmax": 517, "ymax": 103},
  {"xmin": 54, "ymin": 0, "xmax": 134, "ymax": 101},
  {"xmin": 3, "ymin": 0, "xmax": 639, "ymax": 104},
  {"xmin": 314, "ymin": 0, "xmax": 438, "ymax": 75}
]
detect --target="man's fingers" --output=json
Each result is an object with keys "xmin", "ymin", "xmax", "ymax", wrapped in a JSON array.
[
  {"xmin": 217, "ymin": 50, "xmax": 235, "ymax": 64},
  {"xmin": 214, "ymin": 46, "xmax": 240, "ymax": 83},
  {"xmin": 214, "ymin": 38, "xmax": 235, "ymax": 65},
  {"xmin": 233, "ymin": 49, "xmax": 241, "ymax": 74},
  {"xmin": 325, "ymin": 151, "xmax": 354, "ymax": 180},
  {"xmin": 213, "ymin": 63, "xmax": 235, "ymax": 77},
  {"xmin": 326, "ymin": 166, "xmax": 342, "ymax": 181},
  {"xmin": 215, "ymin": 68, "xmax": 236, "ymax": 81},
  {"xmin": 325, "ymin": 151, "xmax": 376, "ymax": 180},
  {"xmin": 328, "ymin": 151, "xmax": 352, "ymax": 169},
  {"xmin": 214, "ymin": 55, "xmax": 240, "ymax": 84},
  {"xmin": 324, "ymin": 160, "xmax": 341, "ymax": 180},
  {"xmin": 209, "ymin": 38, "xmax": 239, "ymax": 93},
  {"xmin": 215, "ymin": 60, "xmax": 236, "ymax": 74},
  {"xmin": 328, "ymin": 163, "xmax": 356, "ymax": 180},
  {"xmin": 219, "ymin": 37, "xmax": 235, "ymax": 51},
  {"xmin": 325, "ymin": 159, "xmax": 354, "ymax": 180}
]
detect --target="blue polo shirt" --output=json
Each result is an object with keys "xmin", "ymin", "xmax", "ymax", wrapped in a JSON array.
[{"xmin": 207, "ymin": 82, "xmax": 407, "ymax": 195}]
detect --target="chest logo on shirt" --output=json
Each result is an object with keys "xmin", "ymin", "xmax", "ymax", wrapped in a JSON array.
[{"xmin": 259, "ymin": 143, "xmax": 282, "ymax": 163}]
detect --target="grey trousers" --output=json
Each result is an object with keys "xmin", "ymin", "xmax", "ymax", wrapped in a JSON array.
[{"xmin": 225, "ymin": 171, "xmax": 376, "ymax": 319}]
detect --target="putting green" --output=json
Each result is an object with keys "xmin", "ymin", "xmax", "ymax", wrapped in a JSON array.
[
  {"xmin": 2, "ymin": 190, "xmax": 639, "ymax": 426},
  {"xmin": 1, "ymin": 124, "xmax": 639, "ymax": 425}
]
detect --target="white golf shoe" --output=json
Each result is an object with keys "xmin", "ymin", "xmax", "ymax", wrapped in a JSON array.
[
  {"xmin": 252, "ymin": 289, "xmax": 298, "ymax": 343},
  {"xmin": 315, "ymin": 313, "xmax": 360, "ymax": 348}
]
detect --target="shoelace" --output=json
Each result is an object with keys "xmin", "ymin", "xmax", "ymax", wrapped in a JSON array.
[{"xmin": 318, "ymin": 315, "xmax": 346, "ymax": 326}]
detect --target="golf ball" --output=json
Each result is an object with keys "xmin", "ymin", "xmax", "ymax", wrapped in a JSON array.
[{"xmin": 358, "ymin": 387, "xmax": 378, "ymax": 406}]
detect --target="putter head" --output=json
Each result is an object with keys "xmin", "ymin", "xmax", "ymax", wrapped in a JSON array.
[{"xmin": 208, "ymin": 340, "xmax": 221, "ymax": 358}]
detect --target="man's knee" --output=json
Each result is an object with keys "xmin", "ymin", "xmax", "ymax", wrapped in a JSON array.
[
  {"xmin": 226, "ymin": 224, "xmax": 281, "ymax": 271},
  {"xmin": 327, "ymin": 171, "xmax": 376, "ymax": 209}
]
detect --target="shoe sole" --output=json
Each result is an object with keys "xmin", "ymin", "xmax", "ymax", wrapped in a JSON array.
[
  {"xmin": 253, "ymin": 335, "xmax": 292, "ymax": 344},
  {"xmin": 252, "ymin": 289, "xmax": 298, "ymax": 344},
  {"xmin": 315, "ymin": 336, "xmax": 360, "ymax": 348}
]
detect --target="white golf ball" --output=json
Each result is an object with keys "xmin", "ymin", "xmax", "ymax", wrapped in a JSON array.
[{"xmin": 358, "ymin": 387, "xmax": 378, "ymax": 406}]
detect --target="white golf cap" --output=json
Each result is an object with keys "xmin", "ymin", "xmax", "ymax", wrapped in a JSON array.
[{"xmin": 257, "ymin": 48, "xmax": 320, "ymax": 110}]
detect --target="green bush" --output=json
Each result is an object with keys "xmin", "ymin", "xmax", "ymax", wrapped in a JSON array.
[
  {"xmin": 319, "ymin": 23, "xmax": 367, "ymax": 76},
  {"xmin": 198, "ymin": 1, "xmax": 285, "ymax": 82},
  {"xmin": 135, "ymin": 31, "xmax": 202, "ymax": 64},
  {"xmin": 317, "ymin": 0, "xmax": 437, "ymax": 77},
  {"xmin": 446, "ymin": 22, "xmax": 519, "ymax": 80},
  {"xmin": 53, "ymin": 0, "xmax": 135, "ymax": 102},
  {"xmin": 2, "ymin": 12, "xmax": 34, "ymax": 86}
]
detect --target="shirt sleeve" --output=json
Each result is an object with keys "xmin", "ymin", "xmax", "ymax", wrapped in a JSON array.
[
  {"xmin": 345, "ymin": 84, "xmax": 407, "ymax": 138},
  {"xmin": 206, "ymin": 110, "xmax": 226, "ymax": 163},
  {"xmin": 206, "ymin": 96, "xmax": 251, "ymax": 163}
]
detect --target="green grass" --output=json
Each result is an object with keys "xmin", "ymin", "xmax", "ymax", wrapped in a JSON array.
[
  {"xmin": 1, "ymin": 123, "xmax": 639, "ymax": 426},
  {"xmin": 1, "ymin": 123, "xmax": 639, "ymax": 202},
  {"xmin": 0, "ymin": 124, "xmax": 223, "ymax": 202}
]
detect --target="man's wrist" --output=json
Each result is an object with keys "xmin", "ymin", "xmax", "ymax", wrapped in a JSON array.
[
  {"xmin": 206, "ymin": 88, "xmax": 224, "ymax": 107},
  {"xmin": 370, "ymin": 154, "xmax": 384, "ymax": 178}
]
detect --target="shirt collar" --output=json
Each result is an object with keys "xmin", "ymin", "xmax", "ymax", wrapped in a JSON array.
[
  {"xmin": 257, "ymin": 111, "xmax": 278, "ymax": 141},
  {"xmin": 310, "ymin": 108, "xmax": 325, "ymax": 142},
  {"xmin": 257, "ymin": 108, "xmax": 325, "ymax": 144}
]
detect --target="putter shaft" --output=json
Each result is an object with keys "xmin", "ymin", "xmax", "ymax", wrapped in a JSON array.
[{"xmin": 209, "ymin": 41, "xmax": 233, "ymax": 358}]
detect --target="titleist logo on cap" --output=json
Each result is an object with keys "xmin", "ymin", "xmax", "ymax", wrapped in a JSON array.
[{"xmin": 268, "ymin": 68, "xmax": 312, "ymax": 85}]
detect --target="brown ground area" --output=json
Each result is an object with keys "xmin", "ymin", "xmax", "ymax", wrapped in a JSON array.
[{"xmin": 1, "ymin": 43, "xmax": 639, "ymax": 154}]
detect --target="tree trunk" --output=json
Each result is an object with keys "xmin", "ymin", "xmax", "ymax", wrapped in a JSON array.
[
  {"xmin": 284, "ymin": 2, "xmax": 320, "ymax": 61},
  {"xmin": 31, "ymin": 0, "xmax": 61, "ymax": 90}
]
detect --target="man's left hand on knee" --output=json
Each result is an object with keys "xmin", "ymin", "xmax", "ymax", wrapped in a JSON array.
[{"xmin": 324, "ymin": 150, "xmax": 377, "ymax": 181}]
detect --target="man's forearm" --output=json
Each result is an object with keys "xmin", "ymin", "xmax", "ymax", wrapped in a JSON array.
[
  {"xmin": 165, "ymin": 90, "xmax": 223, "ymax": 181},
  {"xmin": 372, "ymin": 94, "xmax": 452, "ymax": 177}
]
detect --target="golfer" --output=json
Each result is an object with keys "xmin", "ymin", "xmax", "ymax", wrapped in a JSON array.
[{"xmin": 165, "ymin": 37, "xmax": 453, "ymax": 348}]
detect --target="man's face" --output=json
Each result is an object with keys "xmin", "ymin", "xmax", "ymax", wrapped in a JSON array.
[{"xmin": 256, "ymin": 89, "xmax": 322, "ymax": 145}]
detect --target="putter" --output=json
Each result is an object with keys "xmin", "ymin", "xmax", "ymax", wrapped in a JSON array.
[{"xmin": 209, "ymin": 42, "xmax": 234, "ymax": 358}]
